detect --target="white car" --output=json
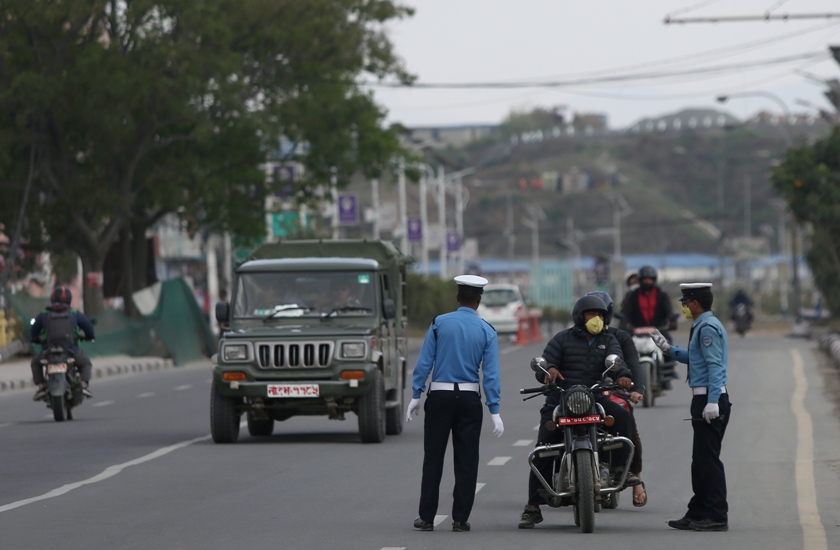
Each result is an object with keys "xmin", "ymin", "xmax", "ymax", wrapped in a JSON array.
[{"xmin": 477, "ymin": 284, "xmax": 526, "ymax": 334}]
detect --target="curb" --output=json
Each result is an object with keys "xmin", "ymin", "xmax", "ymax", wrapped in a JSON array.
[
  {"xmin": 813, "ymin": 327, "xmax": 840, "ymax": 367},
  {"xmin": 0, "ymin": 357, "xmax": 175, "ymax": 394}
]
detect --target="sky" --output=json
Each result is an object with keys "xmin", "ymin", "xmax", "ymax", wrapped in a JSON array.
[{"xmin": 369, "ymin": 0, "xmax": 840, "ymax": 129}]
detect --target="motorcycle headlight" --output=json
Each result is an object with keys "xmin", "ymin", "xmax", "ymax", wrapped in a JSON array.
[
  {"xmin": 340, "ymin": 342, "xmax": 366, "ymax": 359},
  {"xmin": 223, "ymin": 344, "xmax": 248, "ymax": 361},
  {"xmin": 565, "ymin": 388, "xmax": 593, "ymax": 417}
]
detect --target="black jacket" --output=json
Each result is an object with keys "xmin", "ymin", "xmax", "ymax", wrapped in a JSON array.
[
  {"xmin": 538, "ymin": 326, "xmax": 629, "ymax": 406},
  {"xmin": 619, "ymin": 286, "xmax": 673, "ymax": 331},
  {"xmin": 607, "ymin": 326, "xmax": 642, "ymax": 389}
]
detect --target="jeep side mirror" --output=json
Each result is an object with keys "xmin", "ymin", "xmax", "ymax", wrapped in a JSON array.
[
  {"xmin": 382, "ymin": 298, "xmax": 397, "ymax": 320},
  {"xmin": 216, "ymin": 301, "xmax": 230, "ymax": 324}
]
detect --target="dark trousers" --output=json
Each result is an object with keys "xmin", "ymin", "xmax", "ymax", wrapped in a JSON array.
[
  {"xmin": 528, "ymin": 397, "xmax": 634, "ymax": 506},
  {"xmin": 418, "ymin": 389, "xmax": 483, "ymax": 523},
  {"xmin": 687, "ymin": 393, "xmax": 731, "ymax": 523},
  {"xmin": 630, "ymin": 409, "xmax": 643, "ymax": 475},
  {"xmin": 31, "ymin": 348, "xmax": 92, "ymax": 384}
]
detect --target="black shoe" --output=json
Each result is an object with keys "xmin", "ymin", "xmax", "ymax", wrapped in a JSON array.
[
  {"xmin": 452, "ymin": 521, "xmax": 470, "ymax": 532},
  {"xmin": 667, "ymin": 517, "xmax": 696, "ymax": 530},
  {"xmin": 33, "ymin": 388, "xmax": 48, "ymax": 402},
  {"xmin": 413, "ymin": 517, "xmax": 433, "ymax": 531},
  {"xmin": 689, "ymin": 519, "xmax": 728, "ymax": 532},
  {"xmin": 518, "ymin": 507, "xmax": 543, "ymax": 529},
  {"xmin": 82, "ymin": 387, "xmax": 93, "ymax": 398}
]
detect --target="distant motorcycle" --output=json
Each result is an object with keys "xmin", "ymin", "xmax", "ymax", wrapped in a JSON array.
[
  {"xmin": 733, "ymin": 304, "xmax": 752, "ymax": 337},
  {"xmin": 520, "ymin": 355, "xmax": 635, "ymax": 533},
  {"xmin": 38, "ymin": 345, "xmax": 85, "ymax": 421}
]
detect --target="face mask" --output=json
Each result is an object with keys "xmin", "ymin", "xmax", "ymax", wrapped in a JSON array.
[
  {"xmin": 682, "ymin": 305, "xmax": 693, "ymax": 319},
  {"xmin": 585, "ymin": 316, "xmax": 604, "ymax": 335},
  {"xmin": 640, "ymin": 282, "xmax": 654, "ymax": 291}
]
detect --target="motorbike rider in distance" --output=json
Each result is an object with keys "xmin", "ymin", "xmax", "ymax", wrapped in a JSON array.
[
  {"xmin": 729, "ymin": 289, "xmax": 754, "ymax": 323},
  {"xmin": 619, "ymin": 265, "xmax": 677, "ymax": 387},
  {"xmin": 518, "ymin": 295, "xmax": 639, "ymax": 529},
  {"xmin": 31, "ymin": 286, "xmax": 95, "ymax": 401},
  {"xmin": 586, "ymin": 290, "xmax": 647, "ymax": 507}
]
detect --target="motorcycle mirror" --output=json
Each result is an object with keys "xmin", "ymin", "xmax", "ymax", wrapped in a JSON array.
[
  {"xmin": 530, "ymin": 356, "xmax": 549, "ymax": 375},
  {"xmin": 604, "ymin": 354, "xmax": 621, "ymax": 372}
]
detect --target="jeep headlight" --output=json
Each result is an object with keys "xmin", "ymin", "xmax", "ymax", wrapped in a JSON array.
[
  {"xmin": 341, "ymin": 342, "xmax": 366, "ymax": 359},
  {"xmin": 223, "ymin": 345, "xmax": 248, "ymax": 361}
]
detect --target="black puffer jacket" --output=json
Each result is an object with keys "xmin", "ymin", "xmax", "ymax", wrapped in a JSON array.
[{"xmin": 537, "ymin": 326, "xmax": 629, "ymax": 406}]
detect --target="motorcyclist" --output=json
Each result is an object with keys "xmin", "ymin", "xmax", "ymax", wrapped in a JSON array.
[
  {"xmin": 30, "ymin": 286, "xmax": 95, "ymax": 401},
  {"xmin": 728, "ymin": 289, "xmax": 754, "ymax": 323},
  {"xmin": 518, "ymin": 295, "xmax": 639, "ymax": 529},
  {"xmin": 619, "ymin": 265, "xmax": 677, "ymax": 387},
  {"xmin": 586, "ymin": 290, "xmax": 647, "ymax": 507}
]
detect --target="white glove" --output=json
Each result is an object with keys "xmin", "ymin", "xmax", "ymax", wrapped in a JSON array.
[
  {"xmin": 491, "ymin": 413, "xmax": 504, "ymax": 437},
  {"xmin": 405, "ymin": 397, "xmax": 422, "ymax": 423},
  {"xmin": 702, "ymin": 402, "xmax": 720, "ymax": 423},
  {"xmin": 650, "ymin": 329, "xmax": 670, "ymax": 353}
]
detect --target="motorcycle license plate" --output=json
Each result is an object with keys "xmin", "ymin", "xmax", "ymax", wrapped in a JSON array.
[
  {"xmin": 556, "ymin": 414, "xmax": 601, "ymax": 426},
  {"xmin": 46, "ymin": 363, "xmax": 68, "ymax": 374},
  {"xmin": 266, "ymin": 384, "xmax": 319, "ymax": 398}
]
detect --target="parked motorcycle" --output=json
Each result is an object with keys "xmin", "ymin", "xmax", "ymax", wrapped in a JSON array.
[
  {"xmin": 733, "ymin": 303, "xmax": 752, "ymax": 337},
  {"xmin": 38, "ymin": 345, "xmax": 85, "ymax": 421},
  {"xmin": 520, "ymin": 355, "xmax": 635, "ymax": 533}
]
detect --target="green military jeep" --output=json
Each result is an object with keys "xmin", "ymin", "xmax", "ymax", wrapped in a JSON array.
[{"xmin": 211, "ymin": 240, "xmax": 410, "ymax": 443}]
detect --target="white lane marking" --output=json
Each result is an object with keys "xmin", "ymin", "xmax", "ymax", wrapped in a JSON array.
[
  {"xmin": 475, "ymin": 482, "xmax": 486, "ymax": 494},
  {"xmin": 513, "ymin": 439, "xmax": 533, "ymax": 447},
  {"xmin": 0, "ymin": 423, "xmax": 9, "ymax": 429},
  {"xmin": 204, "ymin": 378, "xmax": 212, "ymax": 384},
  {"xmin": 433, "ymin": 515, "xmax": 448, "ymax": 526},
  {"xmin": 791, "ymin": 348, "xmax": 827, "ymax": 550},
  {"xmin": 0, "ymin": 433, "xmax": 211, "ymax": 514},
  {"xmin": 92, "ymin": 400, "xmax": 114, "ymax": 407},
  {"xmin": 174, "ymin": 385, "xmax": 193, "ymax": 391},
  {"xmin": 533, "ymin": 424, "xmax": 540, "ymax": 431},
  {"xmin": 136, "ymin": 392, "xmax": 155, "ymax": 398},
  {"xmin": 487, "ymin": 456, "xmax": 512, "ymax": 466},
  {"xmin": 44, "ymin": 414, "xmax": 53, "ymax": 419},
  {"xmin": 501, "ymin": 346, "xmax": 519, "ymax": 355},
  {"xmin": 381, "ymin": 548, "xmax": 406, "ymax": 550}
]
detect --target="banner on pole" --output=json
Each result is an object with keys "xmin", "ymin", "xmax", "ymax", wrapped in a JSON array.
[
  {"xmin": 407, "ymin": 218, "xmax": 422, "ymax": 242},
  {"xmin": 446, "ymin": 232, "xmax": 460, "ymax": 253},
  {"xmin": 338, "ymin": 194, "xmax": 358, "ymax": 225}
]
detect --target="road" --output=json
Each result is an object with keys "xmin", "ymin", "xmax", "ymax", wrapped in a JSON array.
[{"xmin": 1, "ymin": 334, "xmax": 839, "ymax": 550}]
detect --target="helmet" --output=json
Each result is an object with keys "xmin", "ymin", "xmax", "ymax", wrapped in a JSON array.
[
  {"xmin": 626, "ymin": 272, "xmax": 638, "ymax": 285},
  {"xmin": 638, "ymin": 266, "xmax": 658, "ymax": 282},
  {"xmin": 586, "ymin": 291, "xmax": 614, "ymax": 325},
  {"xmin": 572, "ymin": 295, "xmax": 608, "ymax": 328},
  {"xmin": 50, "ymin": 285, "xmax": 72, "ymax": 305}
]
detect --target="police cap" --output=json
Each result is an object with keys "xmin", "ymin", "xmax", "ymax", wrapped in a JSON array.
[
  {"xmin": 454, "ymin": 274, "xmax": 488, "ymax": 294},
  {"xmin": 679, "ymin": 282, "xmax": 713, "ymax": 302}
]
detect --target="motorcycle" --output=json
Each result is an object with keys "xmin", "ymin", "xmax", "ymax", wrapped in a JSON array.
[
  {"xmin": 520, "ymin": 355, "xmax": 635, "ymax": 533},
  {"xmin": 630, "ymin": 327, "xmax": 669, "ymax": 408},
  {"xmin": 39, "ymin": 344, "xmax": 85, "ymax": 421},
  {"xmin": 733, "ymin": 303, "xmax": 752, "ymax": 337}
]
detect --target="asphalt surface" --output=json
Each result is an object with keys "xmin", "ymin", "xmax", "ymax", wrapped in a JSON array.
[{"xmin": 1, "ymin": 333, "xmax": 839, "ymax": 550}]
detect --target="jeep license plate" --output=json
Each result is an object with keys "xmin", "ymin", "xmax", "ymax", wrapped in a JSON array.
[
  {"xmin": 266, "ymin": 384, "xmax": 320, "ymax": 398},
  {"xmin": 46, "ymin": 363, "xmax": 68, "ymax": 374}
]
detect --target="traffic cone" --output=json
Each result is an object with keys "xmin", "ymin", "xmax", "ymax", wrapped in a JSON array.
[
  {"xmin": 515, "ymin": 317, "xmax": 531, "ymax": 346},
  {"xmin": 530, "ymin": 310, "xmax": 543, "ymax": 342}
]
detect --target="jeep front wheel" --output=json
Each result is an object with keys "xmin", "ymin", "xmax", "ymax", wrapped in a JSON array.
[
  {"xmin": 210, "ymin": 381, "xmax": 241, "ymax": 443},
  {"xmin": 358, "ymin": 370, "xmax": 386, "ymax": 443}
]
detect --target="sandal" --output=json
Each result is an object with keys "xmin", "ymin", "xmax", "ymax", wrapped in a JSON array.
[{"xmin": 633, "ymin": 481, "xmax": 647, "ymax": 507}]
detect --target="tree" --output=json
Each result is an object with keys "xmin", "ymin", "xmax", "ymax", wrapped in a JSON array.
[
  {"xmin": 0, "ymin": 0, "xmax": 413, "ymax": 315},
  {"xmin": 772, "ymin": 126, "xmax": 840, "ymax": 315}
]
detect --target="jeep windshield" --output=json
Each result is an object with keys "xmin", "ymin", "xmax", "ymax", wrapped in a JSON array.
[{"xmin": 233, "ymin": 271, "xmax": 377, "ymax": 320}]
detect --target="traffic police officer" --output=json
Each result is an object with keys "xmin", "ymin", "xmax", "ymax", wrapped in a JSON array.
[
  {"xmin": 651, "ymin": 283, "xmax": 731, "ymax": 532},
  {"xmin": 406, "ymin": 274, "xmax": 503, "ymax": 533}
]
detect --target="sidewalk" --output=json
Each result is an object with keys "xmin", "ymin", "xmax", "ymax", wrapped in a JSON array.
[{"xmin": 0, "ymin": 355, "xmax": 175, "ymax": 393}]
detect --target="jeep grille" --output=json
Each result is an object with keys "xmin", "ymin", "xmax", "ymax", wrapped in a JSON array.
[{"xmin": 257, "ymin": 342, "xmax": 333, "ymax": 368}]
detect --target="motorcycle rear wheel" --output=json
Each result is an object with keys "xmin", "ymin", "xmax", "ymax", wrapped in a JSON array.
[
  {"xmin": 52, "ymin": 395, "xmax": 67, "ymax": 422},
  {"xmin": 643, "ymin": 363, "xmax": 656, "ymax": 408},
  {"xmin": 574, "ymin": 452, "xmax": 596, "ymax": 533}
]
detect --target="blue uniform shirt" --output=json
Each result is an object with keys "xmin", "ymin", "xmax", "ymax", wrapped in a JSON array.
[
  {"xmin": 411, "ymin": 307, "xmax": 501, "ymax": 414},
  {"xmin": 668, "ymin": 311, "xmax": 728, "ymax": 404}
]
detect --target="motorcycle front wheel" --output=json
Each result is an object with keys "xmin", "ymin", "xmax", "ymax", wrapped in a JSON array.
[{"xmin": 574, "ymin": 452, "xmax": 595, "ymax": 533}]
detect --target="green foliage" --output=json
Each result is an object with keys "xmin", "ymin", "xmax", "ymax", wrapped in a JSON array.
[
  {"xmin": 0, "ymin": 0, "xmax": 414, "ymax": 312},
  {"xmin": 405, "ymin": 273, "xmax": 458, "ymax": 330},
  {"xmin": 772, "ymin": 126, "xmax": 840, "ymax": 315}
]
